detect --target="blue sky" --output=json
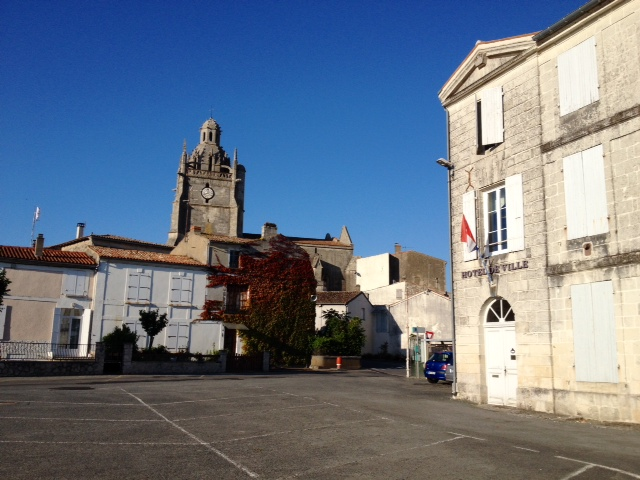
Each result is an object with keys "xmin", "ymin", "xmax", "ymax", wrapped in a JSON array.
[{"xmin": 1, "ymin": 0, "xmax": 584, "ymax": 278}]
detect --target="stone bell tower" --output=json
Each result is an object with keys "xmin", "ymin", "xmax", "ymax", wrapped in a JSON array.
[{"xmin": 168, "ymin": 118, "xmax": 246, "ymax": 245}]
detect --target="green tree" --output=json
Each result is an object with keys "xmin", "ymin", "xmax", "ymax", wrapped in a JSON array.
[
  {"xmin": 311, "ymin": 309, "xmax": 366, "ymax": 356},
  {"xmin": 139, "ymin": 309, "xmax": 169, "ymax": 349},
  {"xmin": 102, "ymin": 324, "xmax": 139, "ymax": 353},
  {"xmin": 0, "ymin": 268, "xmax": 11, "ymax": 312}
]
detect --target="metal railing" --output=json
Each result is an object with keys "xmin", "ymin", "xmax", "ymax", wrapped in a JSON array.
[{"xmin": 0, "ymin": 342, "xmax": 96, "ymax": 361}]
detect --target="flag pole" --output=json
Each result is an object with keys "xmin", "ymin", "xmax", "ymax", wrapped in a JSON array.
[{"xmin": 30, "ymin": 207, "xmax": 40, "ymax": 245}]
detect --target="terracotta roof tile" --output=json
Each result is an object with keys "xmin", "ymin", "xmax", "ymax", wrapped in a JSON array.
[
  {"xmin": 89, "ymin": 246, "xmax": 206, "ymax": 267},
  {"xmin": 51, "ymin": 234, "xmax": 171, "ymax": 249},
  {"xmin": 316, "ymin": 291, "xmax": 363, "ymax": 305},
  {"xmin": 201, "ymin": 234, "xmax": 259, "ymax": 245},
  {"xmin": 0, "ymin": 246, "xmax": 96, "ymax": 266}
]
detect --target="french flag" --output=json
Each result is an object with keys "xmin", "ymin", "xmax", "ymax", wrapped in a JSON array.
[{"xmin": 461, "ymin": 215, "xmax": 478, "ymax": 253}]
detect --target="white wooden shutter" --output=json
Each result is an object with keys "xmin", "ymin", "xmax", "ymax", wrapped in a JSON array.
[
  {"xmin": 63, "ymin": 274, "xmax": 77, "ymax": 296},
  {"xmin": 462, "ymin": 190, "xmax": 478, "ymax": 261},
  {"xmin": 0, "ymin": 306, "xmax": 6, "ymax": 340},
  {"xmin": 51, "ymin": 308, "xmax": 62, "ymax": 344},
  {"xmin": 582, "ymin": 145, "xmax": 608, "ymax": 236},
  {"xmin": 139, "ymin": 272, "xmax": 151, "ymax": 302},
  {"xmin": 505, "ymin": 174, "xmax": 524, "ymax": 252},
  {"xmin": 170, "ymin": 274, "xmax": 182, "ymax": 304},
  {"xmin": 180, "ymin": 275, "xmax": 192, "ymax": 304},
  {"xmin": 75, "ymin": 272, "xmax": 89, "ymax": 296},
  {"xmin": 558, "ymin": 37, "xmax": 599, "ymax": 116},
  {"xmin": 563, "ymin": 151, "xmax": 588, "ymax": 239},
  {"xmin": 127, "ymin": 272, "xmax": 140, "ymax": 301},
  {"xmin": 80, "ymin": 309, "xmax": 92, "ymax": 345},
  {"xmin": 571, "ymin": 281, "xmax": 617, "ymax": 383},
  {"xmin": 481, "ymin": 86, "xmax": 504, "ymax": 145}
]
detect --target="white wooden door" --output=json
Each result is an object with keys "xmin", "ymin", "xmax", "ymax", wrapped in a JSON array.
[{"xmin": 485, "ymin": 299, "xmax": 518, "ymax": 406}]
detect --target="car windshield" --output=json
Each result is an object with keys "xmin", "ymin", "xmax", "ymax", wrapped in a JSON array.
[{"xmin": 429, "ymin": 352, "xmax": 452, "ymax": 363}]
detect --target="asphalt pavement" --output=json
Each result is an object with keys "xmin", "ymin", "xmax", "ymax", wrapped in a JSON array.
[{"xmin": 0, "ymin": 369, "xmax": 638, "ymax": 479}]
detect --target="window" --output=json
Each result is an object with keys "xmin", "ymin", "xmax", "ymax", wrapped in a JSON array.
[
  {"xmin": 229, "ymin": 251, "xmax": 240, "ymax": 269},
  {"xmin": 62, "ymin": 271, "xmax": 89, "ymax": 297},
  {"xmin": 476, "ymin": 86, "xmax": 504, "ymax": 151},
  {"xmin": 571, "ymin": 281, "xmax": 617, "ymax": 383},
  {"xmin": 127, "ymin": 269, "xmax": 151, "ymax": 303},
  {"xmin": 463, "ymin": 174, "xmax": 524, "ymax": 260},
  {"xmin": 563, "ymin": 144, "xmax": 608, "ymax": 240},
  {"xmin": 225, "ymin": 285, "xmax": 249, "ymax": 313},
  {"xmin": 170, "ymin": 272, "xmax": 193, "ymax": 305},
  {"xmin": 486, "ymin": 299, "xmax": 515, "ymax": 323},
  {"xmin": 558, "ymin": 37, "xmax": 599, "ymax": 116},
  {"xmin": 485, "ymin": 186, "xmax": 508, "ymax": 253},
  {"xmin": 59, "ymin": 310, "xmax": 82, "ymax": 348}
]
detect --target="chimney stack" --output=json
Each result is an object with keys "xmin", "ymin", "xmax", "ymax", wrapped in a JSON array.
[
  {"xmin": 394, "ymin": 243, "xmax": 402, "ymax": 254},
  {"xmin": 76, "ymin": 222, "xmax": 85, "ymax": 239},
  {"xmin": 262, "ymin": 222, "xmax": 278, "ymax": 240},
  {"xmin": 35, "ymin": 234, "xmax": 44, "ymax": 258}
]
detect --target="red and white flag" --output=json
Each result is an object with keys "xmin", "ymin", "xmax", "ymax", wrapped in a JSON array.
[{"xmin": 461, "ymin": 214, "xmax": 478, "ymax": 253}]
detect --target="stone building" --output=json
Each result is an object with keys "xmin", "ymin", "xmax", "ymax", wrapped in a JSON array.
[{"xmin": 439, "ymin": 0, "xmax": 639, "ymax": 422}]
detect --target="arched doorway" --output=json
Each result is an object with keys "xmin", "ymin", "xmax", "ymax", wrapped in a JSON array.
[{"xmin": 484, "ymin": 298, "xmax": 518, "ymax": 406}]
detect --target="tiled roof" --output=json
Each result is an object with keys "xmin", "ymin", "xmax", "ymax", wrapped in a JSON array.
[
  {"xmin": 51, "ymin": 234, "xmax": 171, "ymax": 249},
  {"xmin": 89, "ymin": 246, "xmax": 206, "ymax": 267},
  {"xmin": 294, "ymin": 239, "xmax": 352, "ymax": 248},
  {"xmin": 0, "ymin": 246, "xmax": 96, "ymax": 266},
  {"xmin": 202, "ymin": 234, "xmax": 258, "ymax": 245},
  {"xmin": 316, "ymin": 291, "xmax": 363, "ymax": 305}
]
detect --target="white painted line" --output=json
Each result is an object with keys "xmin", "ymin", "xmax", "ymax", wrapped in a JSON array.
[
  {"xmin": 0, "ymin": 400, "xmax": 138, "ymax": 406},
  {"xmin": 559, "ymin": 464, "xmax": 594, "ymax": 479},
  {"xmin": 122, "ymin": 389, "xmax": 258, "ymax": 478},
  {"xmin": 173, "ymin": 403, "xmax": 329, "ymax": 422},
  {"xmin": 556, "ymin": 456, "xmax": 640, "ymax": 479},
  {"xmin": 0, "ymin": 416, "xmax": 161, "ymax": 422},
  {"xmin": 0, "ymin": 440, "xmax": 198, "ymax": 446},
  {"xmin": 150, "ymin": 393, "xmax": 287, "ymax": 405},
  {"xmin": 513, "ymin": 446, "xmax": 539, "ymax": 453},
  {"xmin": 447, "ymin": 432, "xmax": 486, "ymax": 441}
]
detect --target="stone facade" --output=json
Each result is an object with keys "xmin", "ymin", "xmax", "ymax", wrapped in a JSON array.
[{"xmin": 439, "ymin": 0, "xmax": 640, "ymax": 422}]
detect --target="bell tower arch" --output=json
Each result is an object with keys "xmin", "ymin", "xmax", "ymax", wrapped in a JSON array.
[{"xmin": 168, "ymin": 117, "xmax": 246, "ymax": 245}]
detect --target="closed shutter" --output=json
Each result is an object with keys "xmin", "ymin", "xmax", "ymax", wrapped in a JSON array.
[
  {"xmin": 505, "ymin": 173, "xmax": 524, "ymax": 252},
  {"xmin": 0, "ymin": 306, "xmax": 6, "ymax": 340},
  {"xmin": 180, "ymin": 275, "xmax": 192, "ymax": 304},
  {"xmin": 75, "ymin": 272, "xmax": 89, "ymax": 296},
  {"xmin": 481, "ymin": 86, "xmax": 504, "ymax": 145},
  {"xmin": 63, "ymin": 274, "xmax": 77, "ymax": 296},
  {"xmin": 558, "ymin": 37, "xmax": 599, "ymax": 116},
  {"xmin": 51, "ymin": 308, "xmax": 62, "ymax": 344},
  {"xmin": 582, "ymin": 145, "xmax": 608, "ymax": 236},
  {"xmin": 462, "ymin": 190, "xmax": 478, "ymax": 261},
  {"xmin": 139, "ymin": 272, "xmax": 151, "ymax": 302},
  {"xmin": 127, "ymin": 272, "xmax": 140, "ymax": 301},
  {"xmin": 571, "ymin": 281, "xmax": 617, "ymax": 383},
  {"xmin": 170, "ymin": 275, "xmax": 182, "ymax": 304},
  {"xmin": 563, "ymin": 151, "xmax": 588, "ymax": 239}
]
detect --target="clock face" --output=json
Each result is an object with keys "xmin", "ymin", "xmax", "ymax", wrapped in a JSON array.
[{"xmin": 201, "ymin": 187, "xmax": 215, "ymax": 200}]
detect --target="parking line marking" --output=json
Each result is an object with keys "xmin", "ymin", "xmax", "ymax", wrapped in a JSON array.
[
  {"xmin": 122, "ymin": 389, "xmax": 258, "ymax": 478},
  {"xmin": 447, "ymin": 432, "xmax": 486, "ymax": 441},
  {"xmin": 173, "ymin": 403, "xmax": 328, "ymax": 422},
  {"xmin": 0, "ymin": 440, "xmax": 199, "ymax": 446},
  {"xmin": 513, "ymin": 446, "xmax": 539, "ymax": 452},
  {"xmin": 0, "ymin": 416, "xmax": 161, "ymax": 422},
  {"xmin": 560, "ymin": 464, "xmax": 594, "ymax": 479},
  {"xmin": 556, "ymin": 456, "xmax": 640, "ymax": 479}
]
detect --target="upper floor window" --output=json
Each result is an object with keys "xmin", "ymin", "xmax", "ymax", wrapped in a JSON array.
[
  {"xmin": 127, "ymin": 269, "xmax": 151, "ymax": 303},
  {"xmin": 476, "ymin": 86, "xmax": 504, "ymax": 152},
  {"xmin": 225, "ymin": 285, "xmax": 249, "ymax": 313},
  {"xmin": 170, "ymin": 272, "xmax": 193, "ymax": 305},
  {"xmin": 558, "ymin": 37, "xmax": 599, "ymax": 116},
  {"xmin": 563, "ymin": 144, "xmax": 608, "ymax": 239},
  {"xmin": 62, "ymin": 271, "xmax": 90, "ymax": 297},
  {"xmin": 229, "ymin": 251, "xmax": 240, "ymax": 269},
  {"xmin": 462, "ymin": 174, "xmax": 524, "ymax": 261}
]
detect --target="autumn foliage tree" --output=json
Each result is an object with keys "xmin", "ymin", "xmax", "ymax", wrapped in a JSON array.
[{"xmin": 201, "ymin": 235, "xmax": 317, "ymax": 365}]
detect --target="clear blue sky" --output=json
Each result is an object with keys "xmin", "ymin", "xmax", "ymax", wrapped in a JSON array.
[{"xmin": 1, "ymin": 0, "xmax": 584, "ymax": 274}]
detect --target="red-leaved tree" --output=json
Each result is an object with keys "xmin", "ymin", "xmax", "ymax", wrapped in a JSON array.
[{"xmin": 201, "ymin": 235, "xmax": 317, "ymax": 365}]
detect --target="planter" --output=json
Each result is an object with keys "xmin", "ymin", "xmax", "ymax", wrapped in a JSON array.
[{"xmin": 310, "ymin": 355, "xmax": 361, "ymax": 370}]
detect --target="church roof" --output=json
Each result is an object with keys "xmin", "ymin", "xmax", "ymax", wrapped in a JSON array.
[
  {"xmin": 0, "ymin": 246, "xmax": 96, "ymax": 267},
  {"xmin": 315, "ymin": 291, "xmax": 365, "ymax": 305},
  {"xmin": 201, "ymin": 118, "xmax": 219, "ymax": 129},
  {"xmin": 88, "ymin": 246, "xmax": 206, "ymax": 267}
]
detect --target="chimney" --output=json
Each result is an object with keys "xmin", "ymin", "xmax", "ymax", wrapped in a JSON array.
[
  {"xmin": 262, "ymin": 222, "xmax": 278, "ymax": 240},
  {"xmin": 394, "ymin": 243, "xmax": 402, "ymax": 254},
  {"xmin": 76, "ymin": 222, "xmax": 85, "ymax": 239},
  {"xmin": 35, "ymin": 234, "xmax": 44, "ymax": 258}
]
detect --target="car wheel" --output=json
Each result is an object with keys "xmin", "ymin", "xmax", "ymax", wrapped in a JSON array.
[{"xmin": 427, "ymin": 378, "xmax": 438, "ymax": 384}]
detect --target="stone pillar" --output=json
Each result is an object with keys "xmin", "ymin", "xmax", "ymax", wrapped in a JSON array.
[
  {"xmin": 94, "ymin": 342, "xmax": 105, "ymax": 371},
  {"xmin": 122, "ymin": 343, "xmax": 133, "ymax": 374},
  {"xmin": 263, "ymin": 351, "xmax": 270, "ymax": 372},
  {"xmin": 219, "ymin": 351, "xmax": 227, "ymax": 372}
]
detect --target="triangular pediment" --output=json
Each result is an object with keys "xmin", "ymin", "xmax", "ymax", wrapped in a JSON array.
[{"xmin": 439, "ymin": 34, "xmax": 536, "ymax": 105}]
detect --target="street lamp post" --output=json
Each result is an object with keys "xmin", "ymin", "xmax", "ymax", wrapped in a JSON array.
[{"xmin": 436, "ymin": 158, "xmax": 457, "ymax": 396}]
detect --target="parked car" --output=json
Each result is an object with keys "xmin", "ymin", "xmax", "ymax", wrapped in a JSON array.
[{"xmin": 424, "ymin": 351, "xmax": 453, "ymax": 384}]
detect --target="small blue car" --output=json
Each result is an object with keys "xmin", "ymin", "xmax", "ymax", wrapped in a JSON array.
[{"xmin": 424, "ymin": 351, "xmax": 453, "ymax": 384}]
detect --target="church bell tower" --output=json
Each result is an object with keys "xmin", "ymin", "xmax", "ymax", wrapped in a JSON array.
[{"xmin": 168, "ymin": 117, "xmax": 246, "ymax": 245}]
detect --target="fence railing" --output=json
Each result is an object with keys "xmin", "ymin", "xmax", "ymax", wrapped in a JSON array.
[{"xmin": 0, "ymin": 342, "xmax": 96, "ymax": 361}]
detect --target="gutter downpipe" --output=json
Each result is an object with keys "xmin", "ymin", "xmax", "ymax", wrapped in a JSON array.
[{"xmin": 445, "ymin": 107, "xmax": 458, "ymax": 397}]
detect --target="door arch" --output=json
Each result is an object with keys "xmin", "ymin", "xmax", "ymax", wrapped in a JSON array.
[{"xmin": 484, "ymin": 298, "xmax": 518, "ymax": 406}]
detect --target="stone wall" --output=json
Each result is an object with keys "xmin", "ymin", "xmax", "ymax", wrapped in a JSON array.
[
  {"xmin": 121, "ymin": 344, "xmax": 227, "ymax": 375},
  {"xmin": 0, "ymin": 343, "xmax": 104, "ymax": 377}
]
